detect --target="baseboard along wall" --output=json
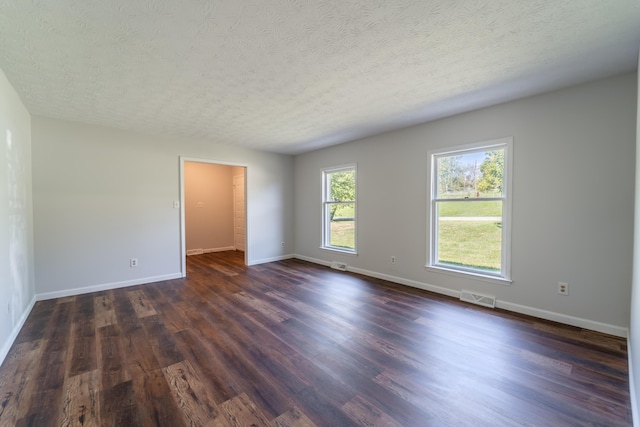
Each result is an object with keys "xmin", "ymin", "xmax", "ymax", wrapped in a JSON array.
[
  {"xmin": 36, "ymin": 273, "xmax": 183, "ymax": 301},
  {"xmin": 186, "ymin": 246, "xmax": 236, "ymax": 256},
  {"xmin": 293, "ymin": 254, "xmax": 628, "ymax": 338}
]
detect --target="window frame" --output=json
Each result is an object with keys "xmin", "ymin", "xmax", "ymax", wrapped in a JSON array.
[
  {"xmin": 321, "ymin": 164, "xmax": 357, "ymax": 254},
  {"xmin": 427, "ymin": 137, "xmax": 513, "ymax": 283}
]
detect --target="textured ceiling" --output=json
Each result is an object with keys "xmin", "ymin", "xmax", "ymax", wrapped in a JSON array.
[{"xmin": 0, "ymin": 1, "xmax": 639, "ymax": 154}]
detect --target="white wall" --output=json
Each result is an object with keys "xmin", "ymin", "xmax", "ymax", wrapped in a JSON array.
[
  {"xmin": 294, "ymin": 73, "xmax": 637, "ymax": 335},
  {"xmin": 629, "ymin": 51, "xmax": 640, "ymax": 426},
  {"xmin": 32, "ymin": 117, "xmax": 294, "ymax": 298},
  {"xmin": 0, "ymin": 68, "xmax": 35, "ymax": 365},
  {"xmin": 184, "ymin": 162, "xmax": 234, "ymax": 252}
]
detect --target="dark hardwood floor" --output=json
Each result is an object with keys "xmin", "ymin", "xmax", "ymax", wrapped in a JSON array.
[{"xmin": 0, "ymin": 251, "xmax": 632, "ymax": 426}]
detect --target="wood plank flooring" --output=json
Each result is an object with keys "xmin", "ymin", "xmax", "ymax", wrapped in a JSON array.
[{"xmin": 0, "ymin": 251, "xmax": 632, "ymax": 426}]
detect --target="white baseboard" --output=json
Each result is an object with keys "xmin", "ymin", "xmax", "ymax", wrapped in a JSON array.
[
  {"xmin": 348, "ymin": 265, "xmax": 461, "ymax": 299},
  {"xmin": 293, "ymin": 254, "xmax": 627, "ymax": 338},
  {"xmin": 0, "ymin": 295, "xmax": 37, "ymax": 368},
  {"xmin": 496, "ymin": 300, "xmax": 628, "ymax": 337},
  {"xmin": 203, "ymin": 246, "xmax": 236, "ymax": 253},
  {"xmin": 248, "ymin": 254, "xmax": 294, "ymax": 266},
  {"xmin": 294, "ymin": 254, "xmax": 332, "ymax": 267},
  {"xmin": 187, "ymin": 246, "xmax": 236, "ymax": 256},
  {"xmin": 36, "ymin": 273, "xmax": 183, "ymax": 301}
]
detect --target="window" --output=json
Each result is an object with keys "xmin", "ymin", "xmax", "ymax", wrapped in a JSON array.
[
  {"xmin": 428, "ymin": 138, "xmax": 512, "ymax": 281},
  {"xmin": 322, "ymin": 165, "xmax": 356, "ymax": 253}
]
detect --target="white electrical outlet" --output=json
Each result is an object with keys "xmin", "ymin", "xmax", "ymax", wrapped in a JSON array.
[
  {"xmin": 391, "ymin": 256, "xmax": 396, "ymax": 264},
  {"xmin": 281, "ymin": 242, "xmax": 285, "ymax": 247},
  {"xmin": 130, "ymin": 258, "xmax": 138, "ymax": 268},
  {"xmin": 558, "ymin": 282, "xmax": 568, "ymax": 295}
]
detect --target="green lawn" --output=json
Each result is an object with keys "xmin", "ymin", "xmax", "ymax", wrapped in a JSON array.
[
  {"xmin": 333, "ymin": 204, "xmax": 355, "ymax": 219},
  {"xmin": 328, "ymin": 203, "xmax": 356, "ymax": 249},
  {"xmin": 329, "ymin": 220, "xmax": 355, "ymax": 249},
  {"xmin": 438, "ymin": 200, "xmax": 502, "ymax": 217},
  {"xmin": 438, "ymin": 220, "xmax": 501, "ymax": 271},
  {"xmin": 437, "ymin": 200, "xmax": 502, "ymax": 271}
]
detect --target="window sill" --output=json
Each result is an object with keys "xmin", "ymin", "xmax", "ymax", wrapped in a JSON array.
[
  {"xmin": 320, "ymin": 246, "xmax": 358, "ymax": 256},
  {"xmin": 424, "ymin": 264, "xmax": 512, "ymax": 286}
]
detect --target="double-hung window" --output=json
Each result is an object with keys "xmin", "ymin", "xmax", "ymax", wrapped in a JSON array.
[
  {"xmin": 428, "ymin": 137, "xmax": 512, "ymax": 281},
  {"xmin": 322, "ymin": 165, "xmax": 356, "ymax": 253}
]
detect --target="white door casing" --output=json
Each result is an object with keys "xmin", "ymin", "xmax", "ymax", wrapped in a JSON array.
[{"xmin": 233, "ymin": 174, "xmax": 246, "ymax": 251}]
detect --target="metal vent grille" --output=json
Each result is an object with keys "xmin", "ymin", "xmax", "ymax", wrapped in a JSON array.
[
  {"xmin": 460, "ymin": 290, "xmax": 496, "ymax": 308},
  {"xmin": 331, "ymin": 262, "xmax": 347, "ymax": 271}
]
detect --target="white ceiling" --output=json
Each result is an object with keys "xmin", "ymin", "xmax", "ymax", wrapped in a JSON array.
[{"xmin": 0, "ymin": 1, "xmax": 639, "ymax": 155}]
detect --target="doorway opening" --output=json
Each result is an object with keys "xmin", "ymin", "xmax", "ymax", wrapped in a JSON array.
[{"xmin": 179, "ymin": 157, "xmax": 247, "ymax": 276}]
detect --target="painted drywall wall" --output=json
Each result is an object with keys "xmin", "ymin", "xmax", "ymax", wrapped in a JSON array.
[
  {"xmin": 32, "ymin": 117, "xmax": 294, "ymax": 297},
  {"xmin": 628, "ymin": 52, "xmax": 640, "ymax": 426},
  {"xmin": 294, "ymin": 73, "xmax": 637, "ymax": 334},
  {"xmin": 184, "ymin": 162, "xmax": 234, "ymax": 252},
  {"xmin": 0, "ymin": 68, "xmax": 35, "ymax": 365}
]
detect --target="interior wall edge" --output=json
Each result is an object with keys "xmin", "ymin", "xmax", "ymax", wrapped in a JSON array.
[
  {"xmin": 628, "ymin": 336, "xmax": 640, "ymax": 427},
  {"xmin": 628, "ymin": 47, "xmax": 640, "ymax": 427}
]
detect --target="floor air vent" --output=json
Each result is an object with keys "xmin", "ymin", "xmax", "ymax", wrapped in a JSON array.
[
  {"xmin": 331, "ymin": 261, "xmax": 347, "ymax": 271},
  {"xmin": 460, "ymin": 290, "xmax": 496, "ymax": 308}
]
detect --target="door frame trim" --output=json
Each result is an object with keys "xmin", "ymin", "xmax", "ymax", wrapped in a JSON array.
[
  {"xmin": 232, "ymin": 173, "xmax": 246, "ymax": 252},
  {"xmin": 179, "ymin": 156, "xmax": 248, "ymax": 277}
]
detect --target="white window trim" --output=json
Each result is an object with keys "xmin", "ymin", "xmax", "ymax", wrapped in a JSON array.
[
  {"xmin": 321, "ymin": 164, "xmax": 357, "ymax": 254},
  {"xmin": 426, "ymin": 137, "xmax": 513, "ymax": 283}
]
